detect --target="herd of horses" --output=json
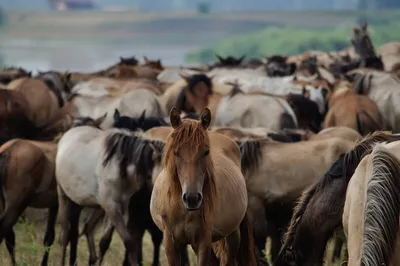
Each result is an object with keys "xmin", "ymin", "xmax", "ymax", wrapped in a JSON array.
[{"xmin": 2, "ymin": 21, "xmax": 400, "ymax": 266}]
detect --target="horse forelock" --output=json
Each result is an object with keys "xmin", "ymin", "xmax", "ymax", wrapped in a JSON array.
[
  {"xmin": 186, "ymin": 74, "xmax": 213, "ymax": 95},
  {"xmin": 164, "ymin": 119, "xmax": 216, "ymax": 222}
]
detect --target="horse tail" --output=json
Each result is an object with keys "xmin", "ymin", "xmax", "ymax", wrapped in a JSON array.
[
  {"xmin": 361, "ymin": 144, "xmax": 400, "ymax": 266},
  {"xmin": 356, "ymin": 110, "xmax": 383, "ymax": 136},
  {"xmin": 237, "ymin": 212, "xmax": 257, "ymax": 266},
  {"xmin": 0, "ymin": 150, "xmax": 10, "ymax": 217}
]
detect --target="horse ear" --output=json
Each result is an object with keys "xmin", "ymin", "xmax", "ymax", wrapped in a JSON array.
[
  {"xmin": 179, "ymin": 72, "xmax": 192, "ymax": 83},
  {"xmin": 362, "ymin": 21, "xmax": 368, "ymax": 31},
  {"xmin": 238, "ymin": 55, "xmax": 245, "ymax": 63},
  {"xmin": 113, "ymin": 109, "xmax": 120, "ymax": 120},
  {"xmin": 138, "ymin": 110, "xmax": 146, "ymax": 124},
  {"xmin": 28, "ymin": 71, "xmax": 32, "ymax": 77},
  {"xmin": 149, "ymin": 142, "xmax": 162, "ymax": 158},
  {"xmin": 200, "ymin": 107, "xmax": 212, "ymax": 129},
  {"xmin": 144, "ymin": 56, "xmax": 149, "ymax": 63},
  {"xmin": 65, "ymin": 72, "xmax": 72, "ymax": 81},
  {"xmin": 170, "ymin": 108, "xmax": 182, "ymax": 129},
  {"xmin": 119, "ymin": 56, "xmax": 124, "ymax": 62},
  {"xmin": 215, "ymin": 54, "xmax": 224, "ymax": 62},
  {"xmin": 95, "ymin": 113, "xmax": 107, "ymax": 127}
]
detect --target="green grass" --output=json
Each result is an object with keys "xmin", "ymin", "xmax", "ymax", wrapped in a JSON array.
[
  {"xmin": 185, "ymin": 14, "xmax": 400, "ymax": 63},
  {"xmin": 0, "ymin": 209, "xmax": 346, "ymax": 266}
]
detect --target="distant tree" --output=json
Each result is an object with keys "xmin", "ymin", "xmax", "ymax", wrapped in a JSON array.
[{"xmin": 0, "ymin": 6, "xmax": 4, "ymax": 27}]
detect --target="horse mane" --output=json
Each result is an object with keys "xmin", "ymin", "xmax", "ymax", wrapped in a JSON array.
[
  {"xmin": 361, "ymin": 144, "xmax": 400, "ymax": 266},
  {"xmin": 37, "ymin": 76, "xmax": 65, "ymax": 108},
  {"xmin": 235, "ymin": 138, "xmax": 269, "ymax": 176},
  {"xmin": 281, "ymin": 153, "xmax": 346, "ymax": 250},
  {"xmin": 187, "ymin": 74, "xmax": 213, "ymax": 95},
  {"xmin": 103, "ymin": 130, "xmax": 148, "ymax": 180},
  {"xmin": 164, "ymin": 119, "xmax": 216, "ymax": 222},
  {"xmin": 281, "ymin": 131, "xmax": 400, "ymax": 251}
]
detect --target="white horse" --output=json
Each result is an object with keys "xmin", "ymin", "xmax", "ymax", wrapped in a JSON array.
[{"xmin": 56, "ymin": 125, "xmax": 158, "ymax": 266}]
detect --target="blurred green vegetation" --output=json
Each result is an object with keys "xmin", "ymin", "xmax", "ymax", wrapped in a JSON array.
[{"xmin": 185, "ymin": 19, "xmax": 400, "ymax": 64}]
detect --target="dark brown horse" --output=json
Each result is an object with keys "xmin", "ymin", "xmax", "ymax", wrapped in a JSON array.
[
  {"xmin": 0, "ymin": 139, "xmax": 58, "ymax": 266},
  {"xmin": 275, "ymin": 132, "xmax": 400, "ymax": 266}
]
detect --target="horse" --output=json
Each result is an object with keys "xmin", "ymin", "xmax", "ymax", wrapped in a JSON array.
[
  {"xmin": 113, "ymin": 109, "xmax": 168, "ymax": 132},
  {"xmin": 350, "ymin": 22, "xmax": 384, "ymax": 71},
  {"xmin": 264, "ymin": 55, "xmax": 296, "ymax": 77},
  {"xmin": 56, "ymin": 120, "xmax": 167, "ymax": 266},
  {"xmin": 352, "ymin": 71, "xmax": 400, "ymax": 132},
  {"xmin": 236, "ymin": 133, "xmax": 356, "ymax": 262},
  {"xmin": 0, "ymin": 67, "xmax": 31, "ymax": 85},
  {"xmin": 65, "ymin": 85, "xmax": 166, "ymax": 129},
  {"xmin": 269, "ymin": 126, "xmax": 362, "ymax": 144},
  {"xmin": 378, "ymin": 41, "xmax": 400, "ymax": 72},
  {"xmin": 324, "ymin": 80, "xmax": 385, "ymax": 135},
  {"xmin": 150, "ymin": 107, "xmax": 256, "ymax": 266},
  {"xmin": 0, "ymin": 139, "xmax": 58, "ymax": 266},
  {"xmin": 343, "ymin": 141, "xmax": 400, "ymax": 266},
  {"xmin": 213, "ymin": 86, "xmax": 298, "ymax": 132},
  {"xmin": 275, "ymin": 132, "xmax": 400, "ymax": 266},
  {"xmin": 0, "ymin": 89, "xmax": 42, "ymax": 146},
  {"xmin": 6, "ymin": 76, "xmax": 63, "ymax": 126}
]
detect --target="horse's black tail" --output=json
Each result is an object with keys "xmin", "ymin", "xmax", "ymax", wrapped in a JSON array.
[{"xmin": 0, "ymin": 150, "xmax": 10, "ymax": 218}]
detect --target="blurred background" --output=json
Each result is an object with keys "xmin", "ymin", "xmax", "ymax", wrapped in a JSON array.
[{"xmin": 0, "ymin": 0, "xmax": 399, "ymax": 71}]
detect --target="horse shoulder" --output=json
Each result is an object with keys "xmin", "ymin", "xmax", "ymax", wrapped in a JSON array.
[{"xmin": 209, "ymin": 132, "xmax": 241, "ymax": 167}]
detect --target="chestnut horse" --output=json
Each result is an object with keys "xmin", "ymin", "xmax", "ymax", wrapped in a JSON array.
[{"xmin": 150, "ymin": 108, "xmax": 256, "ymax": 266}]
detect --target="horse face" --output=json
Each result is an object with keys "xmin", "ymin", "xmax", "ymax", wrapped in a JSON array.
[{"xmin": 175, "ymin": 144, "xmax": 209, "ymax": 211}]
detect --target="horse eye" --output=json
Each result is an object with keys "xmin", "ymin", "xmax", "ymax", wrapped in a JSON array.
[
  {"xmin": 174, "ymin": 151, "xmax": 180, "ymax": 158},
  {"xmin": 203, "ymin": 150, "xmax": 209, "ymax": 157}
]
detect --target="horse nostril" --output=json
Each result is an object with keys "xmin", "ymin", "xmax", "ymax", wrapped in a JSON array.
[
  {"xmin": 196, "ymin": 193, "xmax": 202, "ymax": 203},
  {"xmin": 182, "ymin": 193, "xmax": 188, "ymax": 202}
]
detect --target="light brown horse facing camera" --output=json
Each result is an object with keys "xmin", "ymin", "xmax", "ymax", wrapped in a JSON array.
[{"xmin": 150, "ymin": 107, "xmax": 256, "ymax": 266}]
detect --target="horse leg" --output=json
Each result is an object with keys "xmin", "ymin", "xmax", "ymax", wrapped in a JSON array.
[
  {"xmin": 150, "ymin": 227, "xmax": 163, "ymax": 266},
  {"xmin": 82, "ymin": 208, "xmax": 105, "ymax": 265},
  {"xmin": 332, "ymin": 233, "xmax": 344, "ymax": 262},
  {"xmin": 121, "ymin": 210, "xmax": 145, "ymax": 266},
  {"xmin": 0, "ymin": 204, "xmax": 29, "ymax": 266},
  {"xmin": 98, "ymin": 218, "xmax": 115, "ymax": 265},
  {"xmin": 163, "ymin": 230, "xmax": 182, "ymax": 266},
  {"xmin": 5, "ymin": 229, "xmax": 16, "ymax": 266},
  {"xmin": 68, "ymin": 202, "xmax": 83, "ymax": 266},
  {"xmin": 181, "ymin": 246, "xmax": 190, "ymax": 266},
  {"xmin": 266, "ymin": 220, "xmax": 281, "ymax": 262},
  {"xmin": 57, "ymin": 185, "xmax": 72, "ymax": 266},
  {"xmin": 225, "ymin": 230, "xmax": 240, "ymax": 265},
  {"xmin": 41, "ymin": 205, "xmax": 58, "ymax": 266},
  {"xmin": 192, "ymin": 233, "xmax": 212, "ymax": 266}
]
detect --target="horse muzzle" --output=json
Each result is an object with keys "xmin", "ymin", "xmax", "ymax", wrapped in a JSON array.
[{"xmin": 182, "ymin": 192, "xmax": 203, "ymax": 211}]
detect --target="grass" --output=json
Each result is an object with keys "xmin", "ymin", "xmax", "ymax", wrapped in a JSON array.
[
  {"xmin": 0, "ymin": 209, "xmax": 346, "ymax": 266},
  {"xmin": 185, "ymin": 20, "xmax": 400, "ymax": 63}
]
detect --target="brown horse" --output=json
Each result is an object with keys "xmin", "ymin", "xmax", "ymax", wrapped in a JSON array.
[
  {"xmin": 0, "ymin": 67, "xmax": 31, "ymax": 85},
  {"xmin": 0, "ymin": 139, "xmax": 58, "ymax": 266},
  {"xmin": 150, "ymin": 108, "xmax": 256, "ymax": 266},
  {"xmin": 324, "ymin": 80, "xmax": 385, "ymax": 135},
  {"xmin": 7, "ymin": 76, "xmax": 63, "ymax": 126},
  {"xmin": 0, "ymin": 89, "xmax": 42, "ymax": 146},
  {"xmin": 343, "ymin": 141, "xmax": 400, "ymax": 266},
  {"xmin": 275, "ymin": 132, "xmax": 400, "ymax": 266}
]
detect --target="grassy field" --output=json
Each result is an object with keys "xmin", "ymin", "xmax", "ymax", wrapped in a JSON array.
[{"xmin": 0, "ymin": 209, "xmax": 345, "ymax": 266}]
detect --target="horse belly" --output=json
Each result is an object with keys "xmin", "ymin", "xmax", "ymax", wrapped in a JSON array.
[{"xmin": 213, "ymin": 168, "xmax": 248, "ymax": 237}]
